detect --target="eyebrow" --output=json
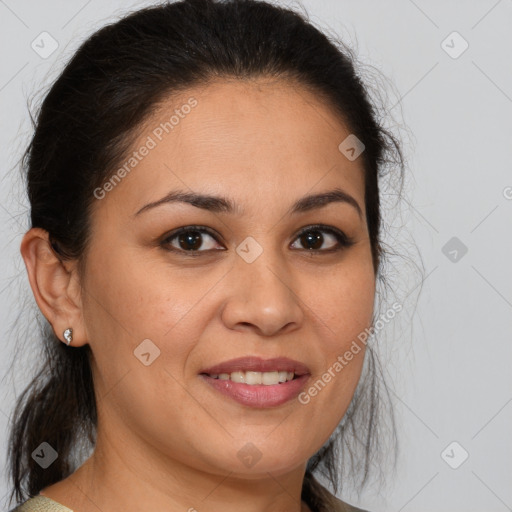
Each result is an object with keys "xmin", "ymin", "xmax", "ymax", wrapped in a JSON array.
[{"xmin": 134, "ymin": 187, "xmax": 363, "ymax": 219}]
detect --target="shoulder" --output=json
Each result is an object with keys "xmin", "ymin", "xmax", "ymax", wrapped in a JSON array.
[
  {"xmin": 9, "ymin": 495, "xmax": 73, "ymax": 512},
  {"xmin": 311, "ymin": 477, "xmax": 371, "ymax": 512},
  {"xmin": 9, "ymin": 487, "xmax": 370, "ymax": 512},
  {"xmin": 328, "ymin": 494, "xmax": 371, "ymax": 512},
  {"xmin": 323, "ymin": 493, "xmax": 370, "ymax": 512}
]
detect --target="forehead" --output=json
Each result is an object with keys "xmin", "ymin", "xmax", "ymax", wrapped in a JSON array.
[
  {"xmin": 95, "ymin": 77, "xmax": 366, "ymax": 220},
  {"xmin": 158, "ymin": 77, "xmax": 356, "ymax": 168}
]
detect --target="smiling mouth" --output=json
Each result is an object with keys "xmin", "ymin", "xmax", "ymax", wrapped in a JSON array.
[
  {"xmin": 199, "ymin": 371, "xmax": 310, "ymax": 408},
  {"xmin": 201, "ymin": 370, "xmax": 297, "ymax": 385}
]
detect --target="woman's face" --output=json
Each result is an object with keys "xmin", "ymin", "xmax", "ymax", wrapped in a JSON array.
[{"xmin": 81, "ymin": 78, "xmax": 375, "ymax": 479}]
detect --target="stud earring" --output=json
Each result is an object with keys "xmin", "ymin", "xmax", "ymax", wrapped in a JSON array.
[{"xmin": 63, "ymin": 328, "xmax": 73, "ymax": 346}]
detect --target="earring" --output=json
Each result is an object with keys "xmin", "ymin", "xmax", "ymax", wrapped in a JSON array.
[{"xmin": 63, "ymin": 328, "xmax": 73, "ymax": 346}]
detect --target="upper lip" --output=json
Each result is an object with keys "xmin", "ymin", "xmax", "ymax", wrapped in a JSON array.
[{"xmin": 200, "ymin": 356, "xmax": 310, "ymax": 376}]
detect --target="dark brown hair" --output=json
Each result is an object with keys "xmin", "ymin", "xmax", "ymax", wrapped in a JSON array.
[{"xmin": 7, "ymin": 0, "xmax": 405, "ymax": 510}]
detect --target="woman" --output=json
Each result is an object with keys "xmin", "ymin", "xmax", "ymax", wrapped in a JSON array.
[{"xmin": 7, "ymin": 0, "xmax": 404, "ymax": 510}]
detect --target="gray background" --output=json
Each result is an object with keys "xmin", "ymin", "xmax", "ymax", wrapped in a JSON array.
[{"xmin": 1, "ymin": 1, "xmax": 511, "ymax": 511}]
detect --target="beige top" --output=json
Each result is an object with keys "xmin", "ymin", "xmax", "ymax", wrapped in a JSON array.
[
  {"xmin": 10, "ymin": 495, "xmax": 72, "ymax": 512},
  {"xmin": 10, "ymin": 483, "xmax": 369, "ymax": 512}
]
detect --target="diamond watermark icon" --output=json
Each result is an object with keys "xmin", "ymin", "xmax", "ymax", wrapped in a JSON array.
[
  {"xmin": 134, "ymin": 338, "xmax": 161, "ymax": 366},
  {"xmin": 338, "ymin": 134, "xmax": 365, "ymax": 161},
  {"xmin": 237, "ymin": 442, "xmax": 262, "ymax": 468},
  {"xmin": 441, "ymin": 31, "xmax": 469, "ymax": 59},
  {"xmin": 236, "ymin": 236, "xmax": 263, "ymax": 263},
  {"xmin": 32, "ymin": 442, "xmax": 58, "ymax": 469},
  {"xmin": 441, "ymin": 441, "xmax": 469, "ymax": 469},
  {"xmin": 442, "ymin": 236, "xmax": 468, "ymax": 263},
  {"xmin": 31, "ymin": 31, "xmax": 59, "ymax": 59}
]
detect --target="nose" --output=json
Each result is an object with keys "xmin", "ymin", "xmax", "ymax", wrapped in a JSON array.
[{"xmin": 220, "ymin": 246, "xmax": 304, "ymax": 337}]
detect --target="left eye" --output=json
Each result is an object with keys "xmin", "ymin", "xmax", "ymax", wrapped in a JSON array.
[
  {"xmin": 291, "ymin": 225, "xmax": 353, "ymax": 252},
  {"xmin": 161, "ymin": 225, "xmax": 353, "ymax": 256}
]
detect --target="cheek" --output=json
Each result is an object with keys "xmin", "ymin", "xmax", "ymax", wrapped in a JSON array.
[
  {"xmin": 84, "ymin": 247, "xmax": 194, "ymax": 337},
  {"xmin": 297, "ymin": 257, "xmax": 375, "ymax": 414},
  {"xmin": 80, "ymin": 248, "xmax": 192, "ymax": 381},
  {"xmin": 81, "ymin": 248, "xmax": 211, "ymax": 434},
  {"xmin": 304, "ymin": 258, "xmax": 376, "ymax": 346},
  {"xmin": 81, "ymin": 245, "xmax": 231, "ymax": 388}
]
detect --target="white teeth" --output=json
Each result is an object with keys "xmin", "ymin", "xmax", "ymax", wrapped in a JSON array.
[
  {"xmin": 209, "ymin": 370, "xmax": 296, "ymax": 385},
  {"xmin": 262, "ymin": 371, "xmax": 279, "ymax": 385},
  {"xmin": 245, "ymin": 371, "xmax": 262, "ymax": 385},
  {"xmin": 230, "ymin": 371, "xmax": 245, "ymax": 383}
]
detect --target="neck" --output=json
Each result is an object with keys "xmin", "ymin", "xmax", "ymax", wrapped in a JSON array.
[{"xmin": 41, "ymin": 429, "xmax": 312, "ymax": 512}]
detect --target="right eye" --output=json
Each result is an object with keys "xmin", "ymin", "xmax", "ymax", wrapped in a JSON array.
[{"xmin": 160, "ymin": 226, "xmax": 224, "ymax": 256}]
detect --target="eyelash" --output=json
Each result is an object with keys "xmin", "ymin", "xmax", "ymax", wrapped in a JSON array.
[{"xmin": 160, "ymin": 224, "xmax": 355, "ymax": 257}]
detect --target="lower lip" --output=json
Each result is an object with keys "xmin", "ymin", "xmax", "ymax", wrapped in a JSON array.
[{"xmin": 199, "ymin": 374, "xmax": 310, "ymax": 408}]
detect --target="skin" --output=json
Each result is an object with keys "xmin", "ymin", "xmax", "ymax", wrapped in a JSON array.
[{"xmin": 20, "ymin": 77, "xmax": 376, "ymax": 512}]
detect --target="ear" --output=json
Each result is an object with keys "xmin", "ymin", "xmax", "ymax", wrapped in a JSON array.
[{"xmin": 20, "ymin": 228, "xmax": 88, "ymax": 347}]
